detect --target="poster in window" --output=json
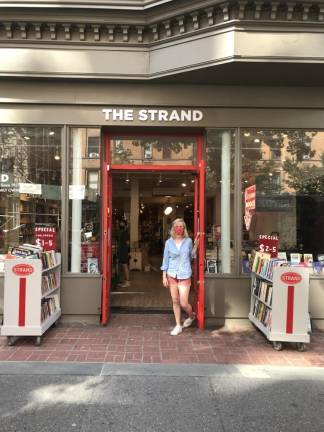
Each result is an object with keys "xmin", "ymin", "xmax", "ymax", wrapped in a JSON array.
[{"xmin": 87, "ymin": 257, "xmax": 99, "ymax": 274}]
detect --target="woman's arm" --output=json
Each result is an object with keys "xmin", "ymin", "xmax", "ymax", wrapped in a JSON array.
[
  {"xmin": 191, "ymin": 233, "xmax": 200, "ymax": 258},
  {"xmin": 161, "ymin": 240, "xmax": 169, "ymax": 287}
]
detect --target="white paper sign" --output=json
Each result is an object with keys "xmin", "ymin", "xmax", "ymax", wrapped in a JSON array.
[
  {"xmin": 19, "ymin": 183, "xmax": 42, "ymax": 195},
  {"xmin": 69, "ymin": 185, "xmax": 85, "ymax": 200}
]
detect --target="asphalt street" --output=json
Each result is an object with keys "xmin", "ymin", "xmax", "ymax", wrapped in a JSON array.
[{"xmin": 0, "ymin": 363, "xmax": 324, "ymax": 432}]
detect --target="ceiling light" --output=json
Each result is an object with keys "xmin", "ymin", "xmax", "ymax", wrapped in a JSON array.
[
  {"xmin": 181, "ymin": 182, "xmax": 187, "ymax": 187},
  {"xmin": 49, "ymin": 131, "xmax": 55, "ymax": 136},
  {"xmin": 125, "ymin": 174, "xmax": 130, "ymax": 183},
  {"xmin": 54, "ymin": 154, "xmax": 60, "ymax": 161},
  {"xmin": 254, "ymin": 138, "xmax": 260, "ymax": 143},
  {"xmin": 164, "ymin": 206, "xmax": 173, "ymax": 216},
  {"xmin": 244, "ymin": 132, "xmax": 250, "ymax": 137}
]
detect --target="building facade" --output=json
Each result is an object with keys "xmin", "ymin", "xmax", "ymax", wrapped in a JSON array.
[{"xmin": 1, "ymin": 0, "xmax": 324, "ymax": 327}]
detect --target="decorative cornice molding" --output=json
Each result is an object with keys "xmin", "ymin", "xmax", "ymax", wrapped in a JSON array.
[{"xmin": 0, "ymin": 1, "xmax": 324, "ymax": 45}]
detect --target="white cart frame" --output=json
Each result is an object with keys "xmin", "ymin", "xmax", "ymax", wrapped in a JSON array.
[
  {"xmin": 249, "ymin": 266, "xmax": 310, "ymax": 351},
  {"xmin": 1, "ymin": 253, "xmax": 61, "ymax": 346}
]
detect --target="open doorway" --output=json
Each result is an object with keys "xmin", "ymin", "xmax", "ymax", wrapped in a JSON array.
[{"xmin": 110, "ymin": 171, "xmax": 195, "ymax": 310}]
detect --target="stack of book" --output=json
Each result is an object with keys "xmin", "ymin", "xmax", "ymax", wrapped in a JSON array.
[
  {"xmin": 41, "ymin": 250, "xmax": 57, "ymax": 270},
  {"xmin": 9, "ymin": 243, "xmax": 42, "ymax": 259},
  {"xmin": 252, "ymin": 278, "xmax": 273, "ymax": 306},
  {"xmin": 252, "ymin": 300, "xmax": 272, "ymax": 329},
  {"xmin": 41, "ymin": 294, "xmax": 59, "ymax": 322},
  {"xmin": 41, "ymin": 273, "xmax": 58, "ymax": 295},
  {"xmin": 252, "ymin": 252, "xmax": 287, "ymax": 281}
]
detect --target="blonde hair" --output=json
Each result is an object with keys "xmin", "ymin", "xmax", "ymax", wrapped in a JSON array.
[{"xmin": 170, "ymin": 218, "xmax": 189, "ymax": 239}]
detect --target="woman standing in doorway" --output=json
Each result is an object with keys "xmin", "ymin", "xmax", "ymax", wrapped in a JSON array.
[{"xmin": 161, "ymin": 218, "xmax": 200, "ymax": 336}]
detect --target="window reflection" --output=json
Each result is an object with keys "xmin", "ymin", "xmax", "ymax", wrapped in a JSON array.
[
  {"xmin": 205, "ymin": 130, "xmax": 235, "ymax": 274},
  {"xmin": 0, "ymin": 126, "xmax": 62, "ymax": 269},
  {"xmin": 242, "ymin": 129, "xmax": 324, "ymax": 274},
  {"xmin": 111, "ymin": 136, "xmax": 196, "ymax": 165},
  {"xmin": 68, "ymin": 128, "xmax": 101, "ymax": 274}
]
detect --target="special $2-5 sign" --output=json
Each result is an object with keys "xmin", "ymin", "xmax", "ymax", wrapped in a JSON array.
[
  {"xmin": 1, "ymin": 259, "xmax": 42, "ymax": 335},
  {"xmin": 258, "ymin": 234, "xmax": 278, "ymax": 258}
]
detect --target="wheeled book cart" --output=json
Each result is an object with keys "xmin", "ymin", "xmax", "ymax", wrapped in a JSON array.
[
  {"xmin": 249, "ymin": 254, "xmax": 310, "ymax": 351},
  {"xmin": 1, "ymin": 253, "xmax": 61, "ymax": 346}
]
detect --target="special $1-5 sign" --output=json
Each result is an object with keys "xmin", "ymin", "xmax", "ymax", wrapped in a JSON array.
[
  {"xmin": 35, "ymin": 226, "xmax": 56, "ymax": 252},
  {"xmin": 1, "ymin": 259, "xmax": 42, "ymax": 334}
]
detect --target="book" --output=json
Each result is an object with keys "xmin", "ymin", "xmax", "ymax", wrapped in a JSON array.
[
  {"xmin": 317, "ymin": 254, "xmax": 324, "ymax": 264},
  {"xmin": 87, "ymin": 257, "xmax": 99, "ymax": 274},
  {"xmin": 290, "ymin": 253, "xmax": 301, "ymax": 265},
  {"xmin": 313, "ymin": 262, "xmax": 323, "ymax": 275},
  {"xmin": 206, "ymin": 259, "xmax": 217, "ymax": 274},
  {"xmin": 277, "ymin": 252, "xmax": 287, "ymax": 260},
  {"xmin": 242, "ymin": 259, "xmax": 251, "ymax": 274},
  {"xmin": 303, "ymin": 254, "xmax": 313, "ymax": 267}
]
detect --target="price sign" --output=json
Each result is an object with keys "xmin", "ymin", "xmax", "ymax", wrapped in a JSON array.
[
  {"xmin": 35, "ymin": 226, "xmax": 57, "ymax": 251},
  {"xmin": 258, "ymin": 234, "xmax": 278, "ymax": 258}
]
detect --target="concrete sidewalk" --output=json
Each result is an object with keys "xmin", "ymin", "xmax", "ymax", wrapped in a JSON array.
[{"xmin": 0, "ymin": 314, "xmax": 323, "ymax": 367}]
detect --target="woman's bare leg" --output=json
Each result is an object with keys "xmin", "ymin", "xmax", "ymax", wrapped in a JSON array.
[
  {"xmin": 178, "ymin": 284, "xmax": 195, "ymax": 318},
  {"xmin": 169, "ymin": 283, "xmax": 181, "ymax": 326}
]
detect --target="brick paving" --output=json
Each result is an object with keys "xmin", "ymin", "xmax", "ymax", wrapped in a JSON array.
[{"xmin": 1, "ymin": 314, "xmax": 324, "ymax": 366}]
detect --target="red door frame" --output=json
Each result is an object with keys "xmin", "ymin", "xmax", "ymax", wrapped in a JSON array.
[{"xmin": 101, "ymin": 132, "xmax": 205, "ymax": 329}]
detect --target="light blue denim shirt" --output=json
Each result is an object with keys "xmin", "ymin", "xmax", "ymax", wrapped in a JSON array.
[{"xmin": 160, "ymin": 237, "xmax": 195, "ymax": 279}]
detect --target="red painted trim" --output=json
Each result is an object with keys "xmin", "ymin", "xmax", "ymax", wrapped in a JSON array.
[
  {"xmin": 286, "ymin": 285, "xmax": 295, "ymax": 334},
  {"xmin": 111, "ymin": 164, "xmax": 197, "ymax": 172},
  {"xmin": 193, "ymin": 176, "xmax": 198, "ymax": 315},
  {"xmin": 102, "ymin": 131, "xmax": 204, "ymax": 326},
  {"xmin": 18, "ymin": 277, "xmax": 26, "ymax": 327},
  {"xmin": 198, "ymin": 135, "xmax": 205, "ymax": 330},
  {"xmin": 101, "ymin": 134, "xmax": 109, "ymax": 325}
]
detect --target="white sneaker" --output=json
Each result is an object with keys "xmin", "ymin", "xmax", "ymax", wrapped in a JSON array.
[
  {"xmin": 170, "ymin": 325, "xmax": 182, "ymax": 336},
  {"xmin": 118, "ymin": 281, "xmax": 130, "ymax": 288},
  {"xmin": 183, "ymin": 315, "xmax": 196, "ymax": 328}
]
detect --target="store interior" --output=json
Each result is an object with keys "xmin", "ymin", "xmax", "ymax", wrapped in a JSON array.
[{"xmin": 110, "ymin": 171, "xmax": 195, "ymax": 310}]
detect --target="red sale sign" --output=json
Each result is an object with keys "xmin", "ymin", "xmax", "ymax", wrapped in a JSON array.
[
  {"xmin": 244, "ymin": 185, "xmax": 256, "ymax": 230},
  {"xmin": 258, "ymin": 234, "xmax": 279, "ymax": 258},
  {"xmin": 35, "ymin": 226, "xmax": 57, "ymax": 251}
]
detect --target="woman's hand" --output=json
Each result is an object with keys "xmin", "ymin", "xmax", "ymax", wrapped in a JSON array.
[
  {"xmin": 163, "ymin": 273, "xmax": 169, "ymax": 288},
  {"xmin": 193, "ymin": 233, "xmax": 200, "ymax": 251}
]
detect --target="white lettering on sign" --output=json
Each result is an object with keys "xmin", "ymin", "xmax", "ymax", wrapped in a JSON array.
[
  {"xmin": 0, "ymin": 174, "xmax": 9, "ymax": 182},
  {"xmin": 102, "ymin": 108, "xmax": 203, "ymax": 123}
]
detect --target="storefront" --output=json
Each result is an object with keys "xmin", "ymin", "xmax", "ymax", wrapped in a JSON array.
[{"xmin": 1, "ymin": 0, "xmax": 324, "ymax": 328}]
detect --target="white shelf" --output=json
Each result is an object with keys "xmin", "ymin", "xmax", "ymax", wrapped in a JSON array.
[
  {"xmin": 41, "ymin": 309, "xmax": 61, "ymax": 334},
  {"xmin": 42, "ymin": 285, "xmax": 59, "ymax": 299},
  {"xmin": 252, "ymin": 293, "xmax": 272, "ymax": 310},
  {"xmin": 42, "ymin": 261, "xmax": 61, "ymax": 274},
  {"xmin": 1, "ymin": 310, "xmax": 61, "ymax": 336},
  {"xmin": 249, "ymin": 261, "xmax": 310, "ymax": 349},
  {"xmin": 1, "ymin": 253, "xmax": 61, "ymax": 340},
  {"xmin": 253, "ymin": 272, "xmax": 273, "ymax": 283},
  {"xmin": 249, "ymin": 313, "xmax": 270, "ymax": 338}
]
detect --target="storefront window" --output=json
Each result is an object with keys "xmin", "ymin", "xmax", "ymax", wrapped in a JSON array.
[
  {"xmin": 68, "ymin": 128, "xmax": 101, "ymax": 273},
  {"xmin": 205, "ymin": 130, "xmax": 235, "ymax": 274},
  {"xmin": 241, "ymin": 129, "xmax": 324, "ymax": 275},
  {"xmin": 0, "ymin": 126, "xmax": 62, "ymax": 269},
  {"xmin": 111, "ymin": 136, "xmax": 196, "ymax": 165}
]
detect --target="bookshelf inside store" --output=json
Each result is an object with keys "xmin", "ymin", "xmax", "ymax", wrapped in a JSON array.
[
  {"xmin": 249, "ymin": 252, "xmax": 310, "ymax": 351},
  {"xmin": 1, "ymin": 244, "xmax": 61, "ymax": 346}
]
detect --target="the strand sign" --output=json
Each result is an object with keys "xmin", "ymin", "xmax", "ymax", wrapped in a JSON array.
[{"xmin": 102, "ymin": 108, "xmax": 203, "ymax": 122}]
